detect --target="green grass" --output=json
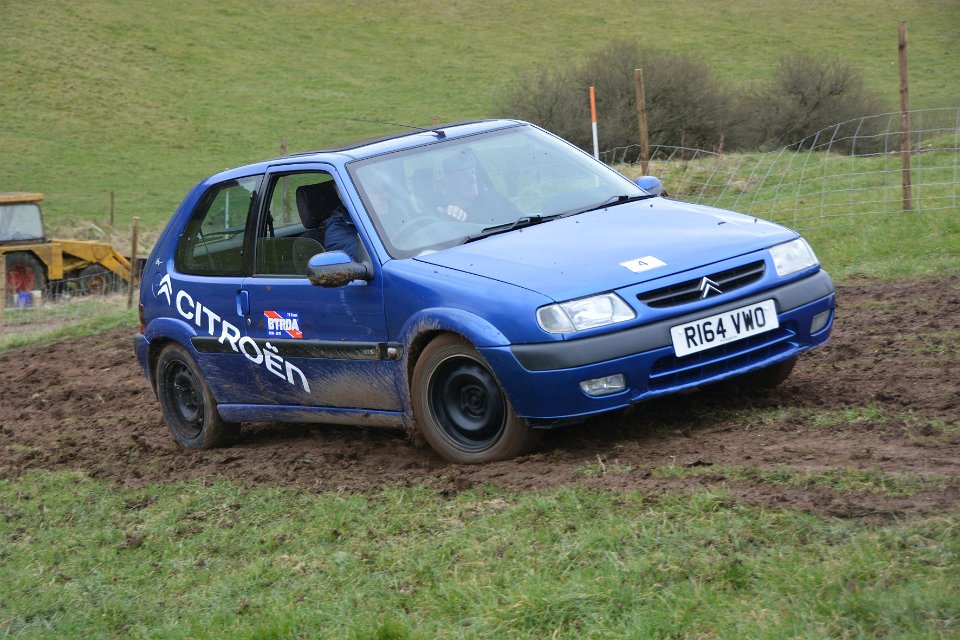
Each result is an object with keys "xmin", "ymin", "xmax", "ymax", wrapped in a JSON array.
[
  {"xmin": 641, "ymin": 144, "xmax": 960, "ymax": 223},
  {"xmin": 651, "ymin": 464, "xmax": 955, "ymax": 499},
  {"xmin": 620, "ymin": 143, "xmax": 960, "ymax": 279},
  {"xmin": 755, "ymin": 209, "xmax": 958, "ymax": 279},
  {"xmin": 1, "ymin": 0, "xmax": 957, "ymax": 236},
  {"xmin": 1, "ymin": 4, "xmax": 958, "ymax": 637},
  {"xmin": 0, "ymin": 301, "xmax": 136, "ymax": 351},
  {"xmin": 636, "ymin": 402, "xmax": 960, "ymax": 447},
  {"xmin": 1, "ymin": 472, "xmax": 957, "ymax": 639}
]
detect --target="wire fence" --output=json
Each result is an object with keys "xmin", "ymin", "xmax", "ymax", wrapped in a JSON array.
[
  {"xmin": 2, "ymin": 108, "xmax": 958, "ymax": 336},
  {"xmin": 1, "ymin": 211, "xmax": 142, "ymax": 337},
  {"xmin": 603, "ymin": 107, "xmax": 960, "ymax": 228},
  {"xmin": 0, "ymin": 271, "xmax": 132, "ymax": 343}
]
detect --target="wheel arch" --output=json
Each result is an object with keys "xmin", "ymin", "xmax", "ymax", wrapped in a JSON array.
[
  {"xmin": 408, "ymin": 330, "xmax": 543, "ymax": 462},
  {"xmin": 143, "ymin": 317, "xmax": 202, "ymax": 391},
  {"xmin": 146, "ymin": 336, "xmax": 176, "ymax": 393},
  {"xmin": 398, "ymin": 308, "xmax": 510, "ymax": 389}
]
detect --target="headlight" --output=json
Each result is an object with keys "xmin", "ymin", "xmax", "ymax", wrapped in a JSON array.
[
  {"xmin": 770, "ymin": 238, "xmax": 818, "ymax": 277},
  {"xmin": 537, "ymin": 293, "xmax": 636, "ymax": 334}
]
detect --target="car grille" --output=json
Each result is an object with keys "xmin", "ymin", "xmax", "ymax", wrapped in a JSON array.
[
  {"xmin": 638, "ymin": 261, "xmax": 766, "ymax": 308},
  {"xmin": 647, "ymin": 322, "xmax": 796, "ymax": 391}
]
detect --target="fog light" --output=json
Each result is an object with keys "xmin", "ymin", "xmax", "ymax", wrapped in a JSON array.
[
  {"xmin": 810, "ymin": 309, "xmax": 831, "ymax": 334},
  {"xmin": 580, "ymin": 374, "xmax": 626, "ymax": 397}
]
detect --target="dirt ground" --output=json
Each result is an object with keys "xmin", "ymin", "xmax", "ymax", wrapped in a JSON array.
[{"xmin": 1, "ymin": 276, "xmax": 958, "ymax": 520}]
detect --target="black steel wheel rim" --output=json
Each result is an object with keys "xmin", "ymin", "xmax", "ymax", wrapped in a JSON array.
[
  {"xmin": 429, "ymin": 356, "xmax": 506, "ymax": 452},
  {"xmin": 165, "ymin": 361, "xmax": 203, "ymax": 438}
]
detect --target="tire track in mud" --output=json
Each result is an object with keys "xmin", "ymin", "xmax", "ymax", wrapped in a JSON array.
[{"xmin": 1, "ymin": 275, "xmax": 958, "ymax": 519}]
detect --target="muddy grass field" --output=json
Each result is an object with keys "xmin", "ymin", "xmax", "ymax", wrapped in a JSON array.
[{"xmin": 1, "ymin": 276, "xmax": 957, "ymax": 520}]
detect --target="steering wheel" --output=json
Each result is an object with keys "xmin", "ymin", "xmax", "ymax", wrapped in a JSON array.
[{"xmin": 392, "ymin": 216, "xmax": 445, "ymax": 248}]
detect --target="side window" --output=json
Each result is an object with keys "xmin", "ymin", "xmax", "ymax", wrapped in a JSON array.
[
  {"xmin": 176, "ymin": 176, "xmax": 260, "ymax": 276},
  {"xmin": 255, "ymin": 172, "xmax": 346, "ymax": 276}
]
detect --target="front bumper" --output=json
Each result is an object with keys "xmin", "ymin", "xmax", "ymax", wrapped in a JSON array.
[{"xmin": 481, "ymin": 270, "xmax": 835, "ymax": 423}]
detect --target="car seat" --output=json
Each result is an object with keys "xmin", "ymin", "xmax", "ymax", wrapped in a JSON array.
[
  {"xmin": 294, "ymin": 181, "xmax": 340, "ymax": 270},
  {"xmin": 296, "ymin": 181, "xmax": 341, "ymax": 243}
]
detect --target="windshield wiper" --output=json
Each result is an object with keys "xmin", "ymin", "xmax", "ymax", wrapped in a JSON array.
[
  {"xmin": 461, "ymin": 193, "xmax": 656, "ymax": 244},
  {"xmin": 464, "ymin": 215, "xmax": 553, "ymax": 243},
  {"xmin": 575, "ymin": 193, "xmax": 656, "ymax": 216}
]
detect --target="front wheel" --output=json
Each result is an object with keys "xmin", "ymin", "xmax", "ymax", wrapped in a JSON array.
[
  {"xmin": 156, "ymin": 344, "xmax": 234, "ymax": 449},
  {"xmin": 411, "ymin": 334, "xmax": 541, "ymax": 463}
]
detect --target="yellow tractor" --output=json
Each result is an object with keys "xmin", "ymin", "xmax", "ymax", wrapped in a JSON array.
[{"xmin": 1, "ymin": 192, "xmax": 131, "ymax": 298}]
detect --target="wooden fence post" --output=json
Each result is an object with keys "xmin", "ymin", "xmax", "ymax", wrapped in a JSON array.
[
  {"xmin": 127, "ymin": 217, "xmax": 139, "ymax": 309},
  {"xmin": 899, "ymin": 20, "xmax": 913, "ymax": 211},
  {"xmin": 634, "ymin": 68, "xmax": 650, "ymax": 175}
]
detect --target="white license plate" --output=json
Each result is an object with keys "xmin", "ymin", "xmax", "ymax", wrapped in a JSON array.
[{"xmin": 670, "ymin": 299, "xmax": 779, "ymax": 358}]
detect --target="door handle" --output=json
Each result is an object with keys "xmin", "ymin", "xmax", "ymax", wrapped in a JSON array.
[{"xmin": 236, "ymin": 289, "xmax": 250, "ymax": 316}]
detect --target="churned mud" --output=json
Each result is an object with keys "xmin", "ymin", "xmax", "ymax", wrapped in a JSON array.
[{"xmin": 1, "ymin": 275, "xmax": 958, "ymax": 520}]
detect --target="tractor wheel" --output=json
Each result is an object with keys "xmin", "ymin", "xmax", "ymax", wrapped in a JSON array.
[
  {"xmin": 79, "ymin": 264, "xmax": 121, "ymax": 296},
  {"xmin": 5, "ymin": 252, "xmax": 46, "ymax": 294}
]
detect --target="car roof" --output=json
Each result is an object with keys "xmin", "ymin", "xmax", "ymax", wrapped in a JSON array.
[{"xmin": 205, "ymin": 119, "xmax": 526, "ymax": 183}]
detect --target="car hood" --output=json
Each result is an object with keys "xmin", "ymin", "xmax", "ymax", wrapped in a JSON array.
[{"xmin": 413, "ymin": 199, "xmax": 797, "ymax": 301}]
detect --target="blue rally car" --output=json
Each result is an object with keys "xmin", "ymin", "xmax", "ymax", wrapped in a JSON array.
[{"xmin": 135, "ymin": 120, "xmax": 835, "ymax": 463}]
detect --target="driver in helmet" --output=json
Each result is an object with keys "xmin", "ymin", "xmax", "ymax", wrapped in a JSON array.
[{"xmin": 436, "ymin": 151, "xmax": 518, "ymax": 224}]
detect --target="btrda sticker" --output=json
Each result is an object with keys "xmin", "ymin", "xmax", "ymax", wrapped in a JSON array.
[{"xmin": 265, "ymin": 311, "xmax": 303, "ymax": 339}]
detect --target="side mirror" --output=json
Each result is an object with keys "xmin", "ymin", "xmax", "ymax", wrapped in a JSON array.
[
  {"xmin": 306, "ymin": 251, "xmax": 371, "ymax": 288},
  {"xmin": 635, "ymin": 176, "xmax": 665, "ymax": 197}
]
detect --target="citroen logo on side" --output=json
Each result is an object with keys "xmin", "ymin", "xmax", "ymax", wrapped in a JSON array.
[{"xmin": 699, "ymin": 277, "xmax": 722, "ymax": 299}]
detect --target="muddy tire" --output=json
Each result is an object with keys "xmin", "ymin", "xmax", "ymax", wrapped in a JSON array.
[
  {"xmin": 156, "ymin": 344, "xmax": 233, "ymax": 449},
  {"xmin": 79, "ymin": 264, "xmax": 122, "ymax": 295},
  {"xmin": 411, "ymin": 334, "xmax": 542, "ymax": 463},
  {"xmin": 5, "ymin": 252, "xmax": 46, "ymax": 294}
]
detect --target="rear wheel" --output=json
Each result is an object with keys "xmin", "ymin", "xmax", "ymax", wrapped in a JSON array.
[
  {"xmin": 156, "ymin": 344, "xmax": 233, "ymax": 449},
  {"xmin": 5, "ymin": 252, "xmax": 46, "ymax": 294},
  {"xmin": 412, "ymin": 334, "xmax": 542, "ymax": 463},
  {"xmin": 79, "ymin": 264, "xmax": 121, "ymax": 295}
]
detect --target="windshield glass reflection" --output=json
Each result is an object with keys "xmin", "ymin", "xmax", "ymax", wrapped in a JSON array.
[{"xmin": 349, "ymin": 124, "xmax": 644, "ymax": 258}]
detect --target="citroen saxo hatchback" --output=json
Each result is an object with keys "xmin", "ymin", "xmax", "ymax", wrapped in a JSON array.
[{"xmin": 136, "ymin": 120, "xmax": 835, "ymax": 462}]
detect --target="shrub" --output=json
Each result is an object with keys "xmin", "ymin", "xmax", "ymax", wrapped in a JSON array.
[
  {"xmin": 500, "ymin": 45, "xmax": 887, "ymax": 154},
  {"xmin": 498, "ymin": 41, "xmax": 736, "ymax": 153},
  {"xmin": 734, "ymin": 53, "xmax": 886, "ymax": 151}
]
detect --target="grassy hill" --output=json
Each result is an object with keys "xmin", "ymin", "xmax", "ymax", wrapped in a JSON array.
[
  {"xmin": 2, "ymin": 0, "xmax": 958, "ymax": 236},
  {"xmin": 2, "ymin": 6, "xmax": 959, "ymax": 637}
]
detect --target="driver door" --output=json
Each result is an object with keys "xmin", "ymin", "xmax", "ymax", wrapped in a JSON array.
[{"xmin": 238, "ymin": 166, "xmax": 402, "ymax": 411}]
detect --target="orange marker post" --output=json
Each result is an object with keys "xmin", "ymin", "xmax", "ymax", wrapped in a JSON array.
[{"xmin": 589, "ymin": 86, "xmax": 599, "ymax": 159}]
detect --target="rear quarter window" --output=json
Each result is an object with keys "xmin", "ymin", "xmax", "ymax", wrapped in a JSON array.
[{"xmin": 176, "ymin": 176, "xmax": 260, "ymax": 275}]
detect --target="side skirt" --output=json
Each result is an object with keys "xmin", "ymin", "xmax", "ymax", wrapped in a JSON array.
[{"xmin": 217, "ymin": 404, "xmax": 406, "ymax": 428}]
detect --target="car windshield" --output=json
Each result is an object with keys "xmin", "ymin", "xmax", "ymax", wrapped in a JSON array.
[{"xmin": 348, "ymin": 125, "xmax": 646, "ymax": 258}]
